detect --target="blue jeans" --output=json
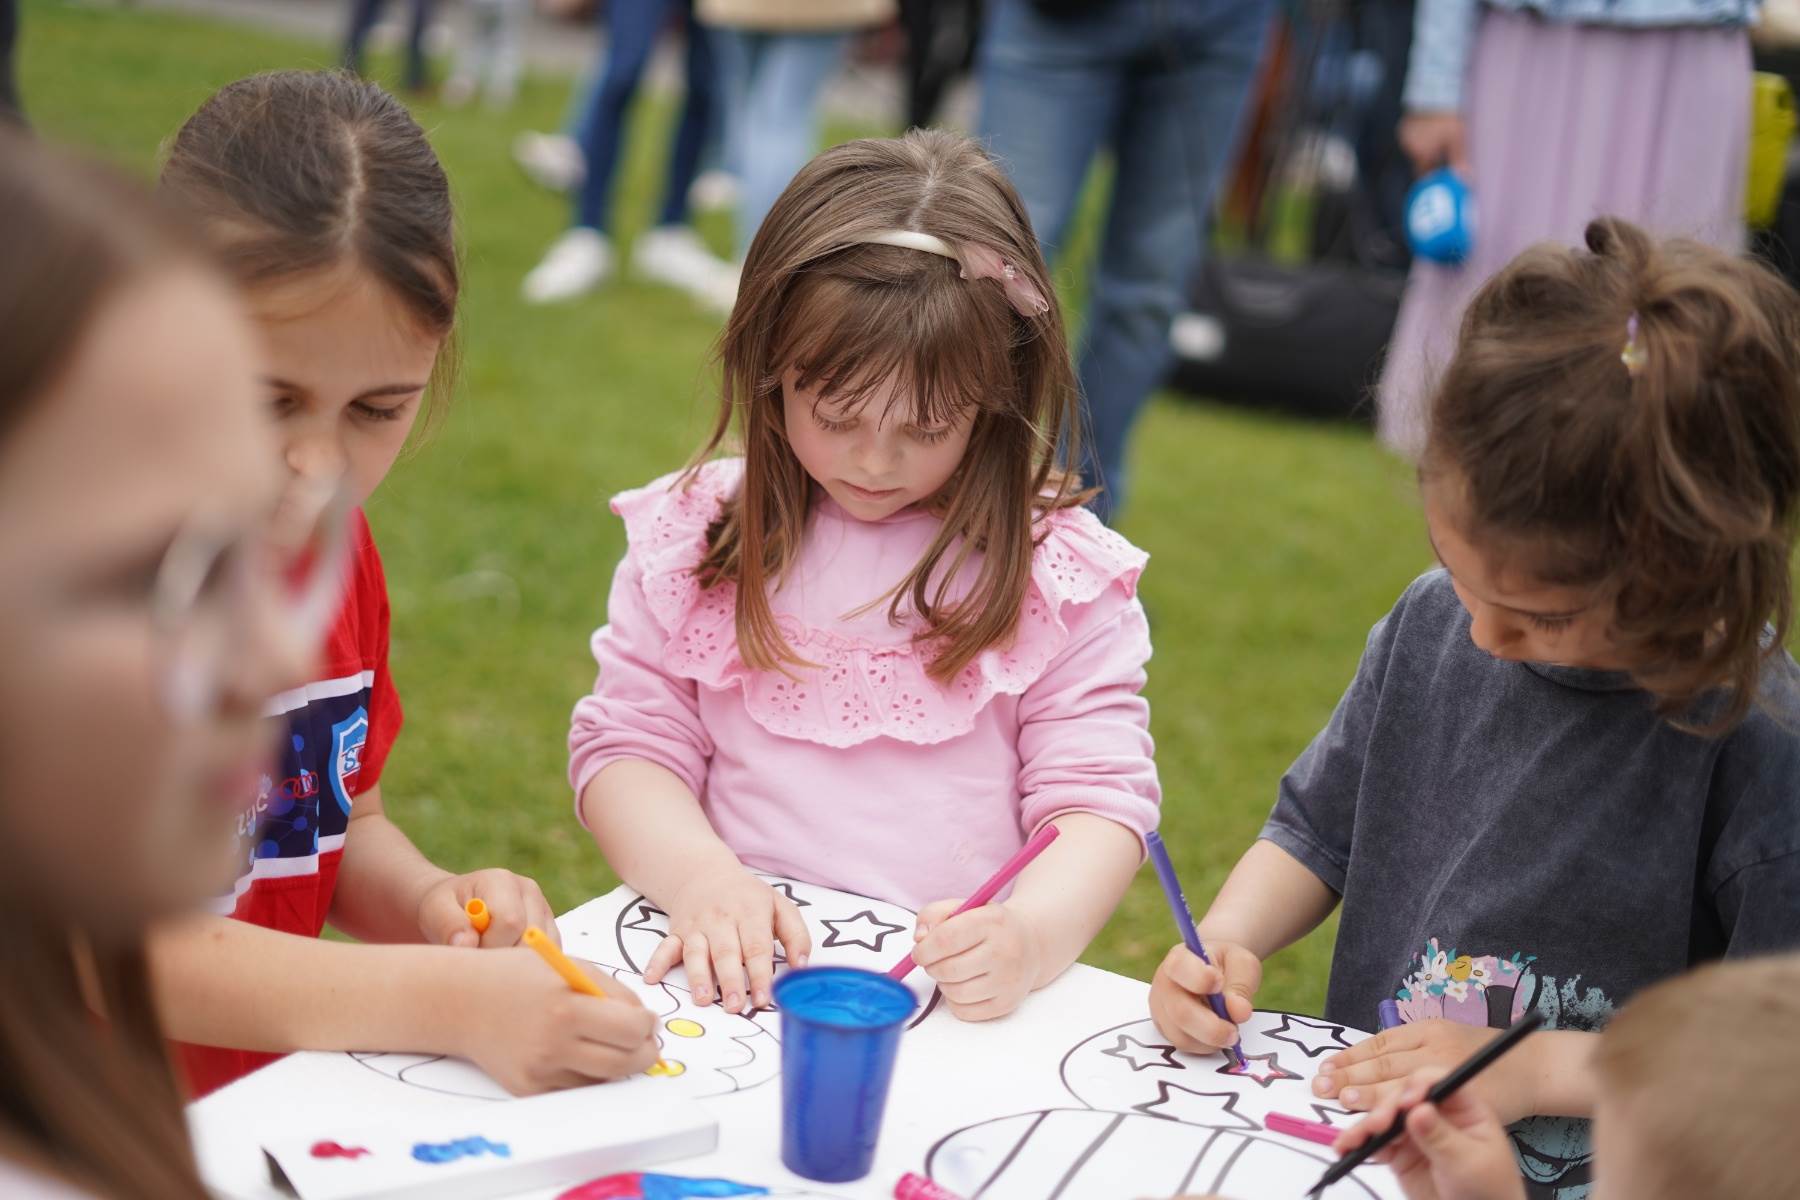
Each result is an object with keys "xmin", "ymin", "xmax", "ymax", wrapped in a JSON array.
[
  {"xmin": 574, "ymin": 0, "xmax": 718, "ymax": 233},
  {"xmin": 343, "ymin": 0, "xmax": 436, "ymax": 91},
  {"xmin": 979, "ymin": 0, "xmax": 1272, "ymax": 523},
  {"xmin": 712, "ymin": 27, "xmax": 849, "ymax": 255}
]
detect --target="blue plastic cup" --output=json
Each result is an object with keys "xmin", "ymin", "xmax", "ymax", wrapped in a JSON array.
[{"xmin": 773, "ymin": 966, "xmax": 918, "ymax": 1182}]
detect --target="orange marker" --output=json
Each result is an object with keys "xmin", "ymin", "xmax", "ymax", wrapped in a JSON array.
[
  {"xmin": 522, "ymin": 926, "xmax": 604, "ymax": 996},
  {"xmin": 465, "ymin": 898, "xmax": 491, "ymax": 935},
  {"xmin": 522, "ymin": 927, "xmax": 669, "ymax": 1073}
]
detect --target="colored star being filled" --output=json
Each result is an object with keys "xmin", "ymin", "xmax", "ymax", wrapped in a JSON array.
[{"xmin": 1215, "ymin": 1050, "xmax": 1303, "ymax": 1088}]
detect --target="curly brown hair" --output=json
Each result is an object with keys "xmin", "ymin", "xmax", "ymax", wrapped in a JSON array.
[
  {"xmin": 1424, "ymin": 217, "xmax": 1800, "ymax": 732},
  {"xmin": 692, "ymin": 129, "xmax": 1088, "ymax": 686}
]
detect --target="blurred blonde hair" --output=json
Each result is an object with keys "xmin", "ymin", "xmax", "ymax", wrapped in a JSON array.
[{"xmin": 1593, "ymin": 954, "xmax": 1800, "ymax": 1200}]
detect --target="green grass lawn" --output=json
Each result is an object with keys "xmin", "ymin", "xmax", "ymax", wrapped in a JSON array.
[{"xmin": 19, "ymin": 0, "xmax": 1434, "ymax": 1013}]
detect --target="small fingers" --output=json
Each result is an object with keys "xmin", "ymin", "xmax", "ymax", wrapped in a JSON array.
[
  {"xmin": 741, "ymin": 928, "xmax": 777, "ymax": 1011},
  {"xmin": 682, "ymin": 932, "xmax": 715, "ymax": 1005},
  {"xmin": 644, "ymin": 933, "xmax": 684, "ymax": 984},
  {"xmin": 772, "ymin": 896, "xmax": 812, "ymax": 970},
  {"xmin": 708, "ymin": 928, "xmax": 750, "ymax": 1015}
]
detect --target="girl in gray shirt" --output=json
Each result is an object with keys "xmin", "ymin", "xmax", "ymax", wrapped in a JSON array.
[{"xmin": 1153, "ymin": 217, "xmax": 1800, "ymax": 1199}]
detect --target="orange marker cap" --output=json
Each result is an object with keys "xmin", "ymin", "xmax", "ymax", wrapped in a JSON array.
[{"xmin": 465, "ymin": 897, "xmax": 491, "ymax": 935}]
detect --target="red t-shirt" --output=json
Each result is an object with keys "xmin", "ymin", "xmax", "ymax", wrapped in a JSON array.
[{"xmin": 175, "ymin": 510, "xmax": 403, "ymax": 1097}]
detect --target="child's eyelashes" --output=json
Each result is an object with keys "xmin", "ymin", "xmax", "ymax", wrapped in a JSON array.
[
  {"xmin": 910, "ymin": 426, "xmax": 954, "ymax": 445},
  {"xmin": 352, "ymin": 399, "xmax": 411, "ymax": 423},
  {"xmin": 1529, "ymin": 614, "xmax": 1575, "ymax": 634},
  {"xmin": 814, "ymin": 413, "xmax": 858, "ymax": 434}
]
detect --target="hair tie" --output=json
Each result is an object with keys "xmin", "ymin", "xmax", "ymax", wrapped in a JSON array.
[
  {"xmin": 857, "ymin": 229, "xmax": 1050, "ymax": 319},
  {"xmin": 1621, "ymin": 311, "xmax": 1647, "ymax": 376}
]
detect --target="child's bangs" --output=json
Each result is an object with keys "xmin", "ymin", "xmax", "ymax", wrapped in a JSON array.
[{"xmin": 775, "ymin": 266, "xmax": 1015, "ymax": 430}]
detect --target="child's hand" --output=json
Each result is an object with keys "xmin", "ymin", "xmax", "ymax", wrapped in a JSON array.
[
  {"xmin": 417, "ymin": 868, "xmax": 559, "ymax": 949},
  {"xmin": 646, "ymin": 869, "xmax": 811, "ymax": 1014},
  {"xmin": 451, "ymin": 948, "xmax": 660, "ymax": 1095},
  {"xmin": 1148, "ymin": 941, "xmax": 1260, "ymax": 1053},
  {"xmin": 1333, "ymin": 1069, "xmax": 1526, "ymax": 1200},
  {"xmin": 911, "ymin": 900, "xmax": 1043, "ymax": 1021},
  {"xmin": 1315, "ymin": 1019, "xmax": 1541, "ymax": 1124}
]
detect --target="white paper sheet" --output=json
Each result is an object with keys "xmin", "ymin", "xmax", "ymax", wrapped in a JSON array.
[{"xmin": 189, "ymin": 877, "xmax": 1402, "ymax": 1200}]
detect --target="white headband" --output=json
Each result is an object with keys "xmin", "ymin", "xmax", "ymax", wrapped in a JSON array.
[
  {"xmin": 851, "ymin": 228, "xmax": 1050, "ymax": 318},
  {"xmin": 860, "ymin": 229, "xmax": 960, "ymax": 260}
]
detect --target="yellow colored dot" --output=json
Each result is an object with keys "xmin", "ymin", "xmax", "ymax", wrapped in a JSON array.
[
  {"xmin": 646, "ymin": 1059, "xmax": 686, "ymax": 1078},
  {"xmin": 665, "ymin": 1018, "xmax": 705, "ymax": 1039}
]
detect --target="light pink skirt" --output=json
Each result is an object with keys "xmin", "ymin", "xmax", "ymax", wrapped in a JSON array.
[{"xmin": 1376, "ymin": 8, "xmax": 1751, "ymax": 457}]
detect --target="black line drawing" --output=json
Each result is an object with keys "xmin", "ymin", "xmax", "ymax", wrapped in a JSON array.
[
  {"xmin": 1136, "ymin": 1082, "xmax": 1259, "ymax": 1130},
  {"xmin": 923, "ymin": 1109, "xmax": 1383, "ymax": 1199},
  {"xmin": 1266, "ymin": 1012, "xmax": 1357, "ymax": 1058},
  {"xmin": 609, "ymin": 876, "xmax": 944, "ymax": 1029},
  {"xmin": 768, "ymin": 882, "xmax": 812, "ymax": 908},
  {"xmin": 1310, "ymin": 1104, "xmax": 1357, "ymax": 1128},
  {"xmin": 819, "ymin": 909, "xmax": 906, "ymax": 953},
  {"xmin": 1100, "ymin": 1034, "xmax": 1184, "ymax": 1073},
  {"xmin": 1216, "ymin": 1050, "xmax": 1303, "ymax": 1088}
]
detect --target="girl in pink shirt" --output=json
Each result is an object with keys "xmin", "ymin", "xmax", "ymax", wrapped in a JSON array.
[{"xmin": 570, "ymin": 129, "xmax": 1161, "ymax": 1025}]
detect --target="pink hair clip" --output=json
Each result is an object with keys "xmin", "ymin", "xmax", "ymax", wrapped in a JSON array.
[
  {"xmin": 858, "ymin": 229, "xmax": 1050, "ymax": 319},
  {"xmin": 1621, "ymin": 311, "xmax": 1647, "ymax": 376}
]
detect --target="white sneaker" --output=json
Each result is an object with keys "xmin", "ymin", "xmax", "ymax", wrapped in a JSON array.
[
  {"xmin": 688, "ymin": 169, "xmax": 740, "ymax": 213},
  {"xmin": 695, "ymin": 260, "xmax": 742, "ymax": 317},
  {"xmin": 513, "ymin": 131, "xmax": 584, "ymax": 193},
  {"xmin": 522, "ymin": 228, "xmax": 612, "ymax": 304},
  {"xmin": 633, "ymin": 226, "xmax": 731, "ymax": 294}
]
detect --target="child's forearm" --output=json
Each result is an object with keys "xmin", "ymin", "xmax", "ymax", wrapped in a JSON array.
[
  {"xmin": 1525, "ymin": 1030, "xmax": 1599, "ymax": 1118},
  {"xmin": 1197, "ymin": 838, "xmax": 1339, "ymax": 959},
  {"xmin": 580, "ymin": 759, "xmax": 745, "ymax": 906},
  {"xmin": 150, "ymin": 914, "xmax": 467, "ymax": 1055},
  {"xmin": 1004, "ymin": 813, "xmax": 1144, "ymax": 989},
  {"xmin": 329, "ymin": 784, "xmax": 453, "ymax": 944}
]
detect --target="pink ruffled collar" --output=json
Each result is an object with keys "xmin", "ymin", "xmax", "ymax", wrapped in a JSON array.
[{"xmin": 611, "ymin": 459, "xmax": 1147, "ymax": 747}]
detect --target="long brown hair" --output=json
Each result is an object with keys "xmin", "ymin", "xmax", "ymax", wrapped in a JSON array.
[
  {"xmin": 696, "ymin": 129, "xmax": 1088, "ymax": 685},
  {"xmin": 1425, "ymin": 216, "xmax": 1800, "ymax": 731},
  {"xmin": 0, "ymin": 125, "xmax": 208, "ymax": 1199},
  {"xmin": 160, "ymin": 69, "xmax": 460, "ymax": 420}
]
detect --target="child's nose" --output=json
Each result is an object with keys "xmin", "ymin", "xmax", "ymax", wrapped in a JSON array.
[
  {"xmin": 1468, "ymin": 604, "xmax": 1524, "ymax": 656},
  {"xmin": 284, "ymin": 426, "xmax": 347, "ymax": 484},
  {"xmin": 851, "ymin": 431, "xmax": 903, "ymax": 478}
]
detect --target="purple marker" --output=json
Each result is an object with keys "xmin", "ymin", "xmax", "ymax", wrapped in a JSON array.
[
  {"xmin": 1378, "ymin": 999, "xmax": 1402, "ymax": 1030},
  {"xmin": 1144, "ymin": 832, "xmax": 1246, "ymax": 1069}
]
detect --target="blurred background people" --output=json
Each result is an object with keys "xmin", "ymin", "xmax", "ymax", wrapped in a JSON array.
[
  {"xmin": 1375, "ymin": 0, "xmax": 1755, "ymax": 456},
  {"xmin": 979, "ymin": 0, "xmax": 1275, "ymax": 524}
]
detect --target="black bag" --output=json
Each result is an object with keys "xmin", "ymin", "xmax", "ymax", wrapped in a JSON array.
[
  {"xmin": 1171, "ymin": 256, "xmax": 1399, "ymax": 420},
  {"xmin": 1168, "ymin": 0, "xmax": 1412, "ymax": 421}
]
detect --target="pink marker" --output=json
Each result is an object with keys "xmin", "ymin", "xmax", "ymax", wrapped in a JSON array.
[
  {"xmin": 896, "ymin": 1173, "xmax": 969, "ymax": 1200},
  {"xmin": 1266, "ymin": 1112, "xmax": 1341, "ymax": 1147},
  {"xmin": 886, "ymin": 824, "xmax": 1061, "ymax": 982}
]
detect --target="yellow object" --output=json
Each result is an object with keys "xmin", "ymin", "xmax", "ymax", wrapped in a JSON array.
[
  {"xmin": 522, "ymin": 926, "xmax": 669, "ymax": 1073},
  {"xmin": 1748, "ymin": 72, "xmax": 1796, "ymax": 230},
  {"xmin": 465, "ymin": 898, "xmax": 491, "ymax": 935},
  {"xmin": 646, "ymin": 1059, "xmax": 687, "ymax": 1078},
  {"xmin": 665, "ymin": 1018, "xmax": 705, "ymax": 1039}
]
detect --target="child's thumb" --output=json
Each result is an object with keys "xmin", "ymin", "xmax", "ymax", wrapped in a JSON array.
[
  {"xmin": 1405, "ymin": 1103, "xmax": 1469, "ymax": 1162},
  {"xmin": 420, "ymin": 889, "xmax": 480, "ymax": 948}
]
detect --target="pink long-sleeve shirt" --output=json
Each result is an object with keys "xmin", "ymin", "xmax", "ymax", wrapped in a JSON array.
[{"xmin": 568, "ymin": 459, "xmax": 1161, "ymax": 910}]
